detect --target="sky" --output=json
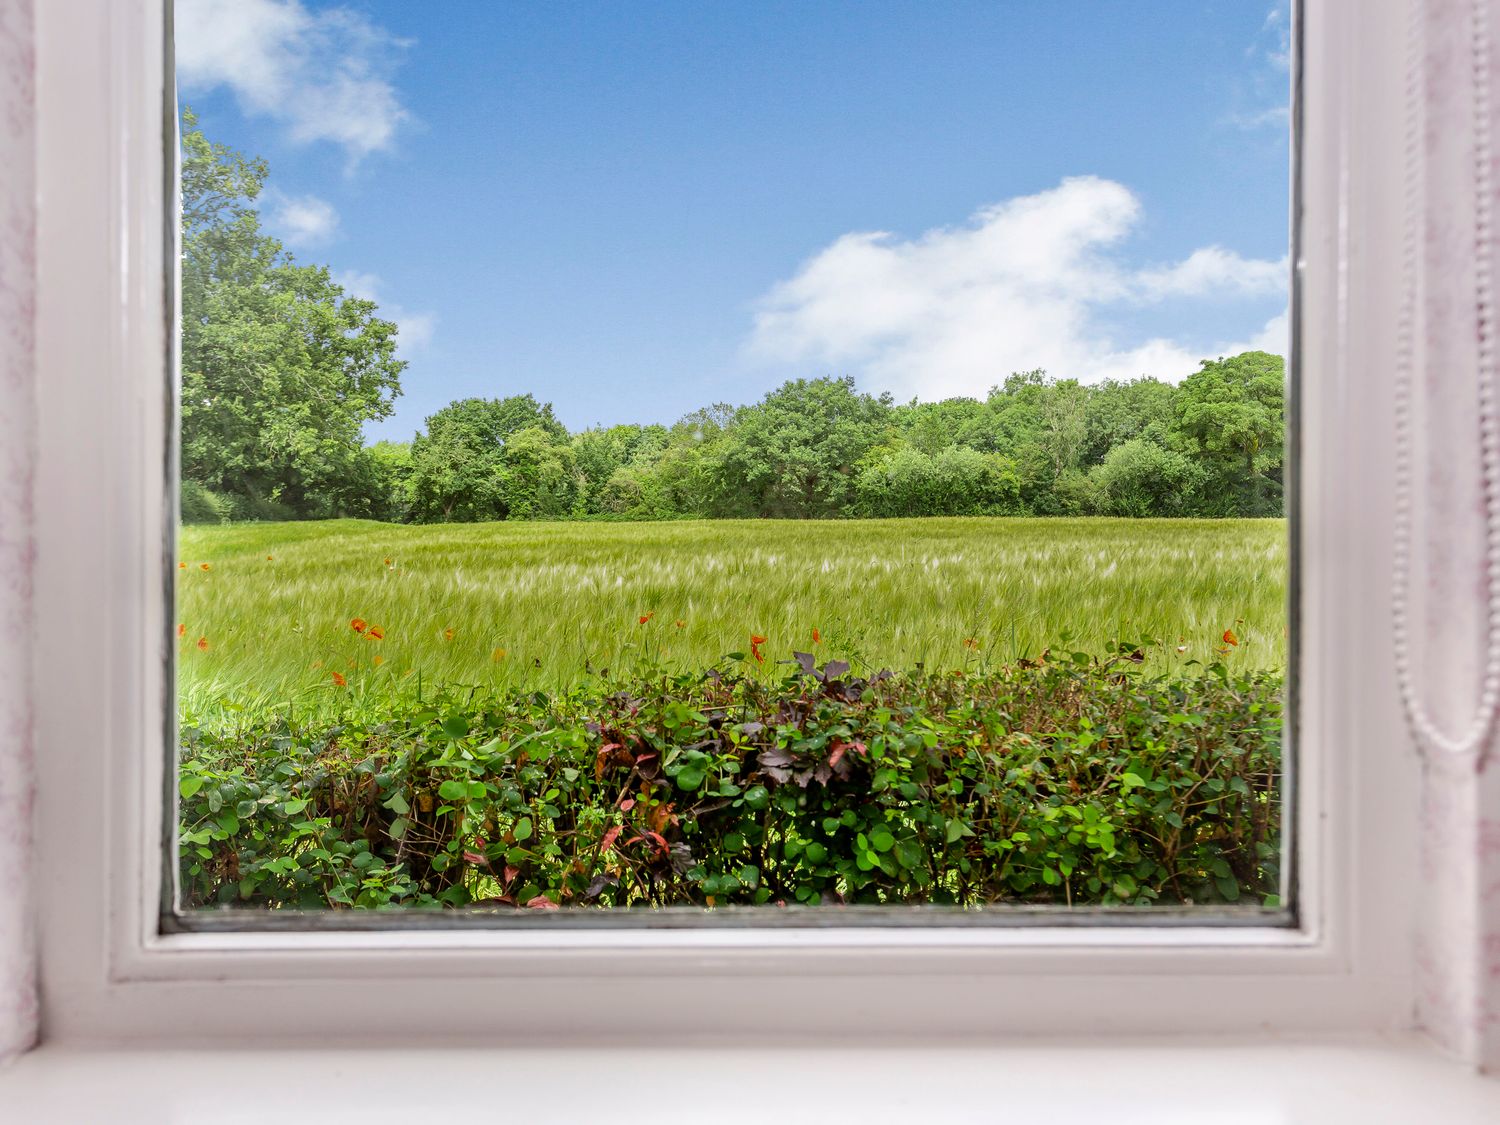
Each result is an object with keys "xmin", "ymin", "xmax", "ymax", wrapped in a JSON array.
[{"xmin": 175, "ymin": 0, "xmax": 1292, "ymax": 441}]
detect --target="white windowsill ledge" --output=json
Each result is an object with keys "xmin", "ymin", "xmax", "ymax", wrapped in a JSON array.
[{"xmin": 1, "ymin": 1036, "xmax": 1496, "ymax": 1123}]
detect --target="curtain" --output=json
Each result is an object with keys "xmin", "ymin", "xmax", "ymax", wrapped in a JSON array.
[{"xmin": 0, "ymin": 0, "xmax": 36, "ymax": 1064}]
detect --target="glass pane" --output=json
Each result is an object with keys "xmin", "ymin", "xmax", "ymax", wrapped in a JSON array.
[{"xmin": 171, "ymin": 1, "xmax": 1292, "ymax": 921}]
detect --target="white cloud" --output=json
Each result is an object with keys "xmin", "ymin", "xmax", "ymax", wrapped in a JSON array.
[
  {"xmin": 176, "ymin": 0, "xmax": 410, "ymax": 163},
  {"xmin": 1137, "ymin": 246, "xmax": 1288, "ymax": 300},
  {"xmin": 335, "ymin": 270, "xmax": 435, "ymax": 353},
  {"xmin": 747, "ymin": 176, "xmax": 1287, "ymax": 399},
  {"xmin": 264, "ymin": 189, "xmax": 339, "ymax": 247}
]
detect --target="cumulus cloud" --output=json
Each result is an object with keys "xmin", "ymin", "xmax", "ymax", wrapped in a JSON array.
[
  {"xmin": 335, "ymin": 270, "xmax": 435, "ymax": 353},
  {"xmin": 264, "ymin": 190, "xmax": 339, "ymax": 247},
  {"xmin": 176, "ymin": 0, "xmax": 410, "ymax": 163},
  {"xmin": 747, "ymin": 176, "xmax": 1287, "ymax": 399}
]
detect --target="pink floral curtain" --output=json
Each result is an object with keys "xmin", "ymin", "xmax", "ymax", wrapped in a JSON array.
[{"xmin": 0, "ymin": 0, "xmax": 36, "ymax": 1064}]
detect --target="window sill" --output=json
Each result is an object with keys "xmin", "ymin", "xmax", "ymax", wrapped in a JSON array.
[{"xmin": 2, "ymin": 1036, "xmax": 1495, "ymax": 1122}]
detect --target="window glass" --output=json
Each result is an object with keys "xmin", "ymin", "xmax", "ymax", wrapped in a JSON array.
[{"xmin": 172, "ymin": 1, "xmax": 1292, "ymax": 920}]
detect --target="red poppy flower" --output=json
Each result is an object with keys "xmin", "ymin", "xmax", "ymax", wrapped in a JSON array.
[
  {"xmin": 199, "ymin": 563, "xmax": 211, "ymax": 572},
  {"xmin": 1222, "ymin": 629, "xmax": 1239, "ymax": 646},
  {"xmin": 443, "ymin": 627, "xmax": 455, "ymax": 641},
  {"xmin": 812, "ymin": 628, "xmax": 821, "ymax": 644},
  {"xmin": 177, "ymin": 624, "xmax": 186, "ymax": 639},
  {"xmin": 330, "ymin": 671, "xmax": 347, "ymax": 687},
  {"xmin": 196, "ymin": 636, "xmax": 208, "ymax": 652},
  {"xmin": 366, "ymin": 625, "xmax": 384, "ymax": 640},
  {"xmin": 350, "ymin": 618, "xmax": 368, "ymax": 634},
  {"xmin": 178, "ymin": 562, "xmax": 187, "ymax": 570},
  {"xmin": 639, "ymin": 612, "xmax": 655, "ymax": 625}
]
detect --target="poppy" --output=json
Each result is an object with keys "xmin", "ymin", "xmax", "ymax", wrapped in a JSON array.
[
  {"xmin": 444, "ymin": 627, "xmax": 455, "ymax": 641},
  {"xmin": 199, "ymin": 563, "xmax": 211, "ymax": 572},
  {"xmin": 330, "ymin": 671, "xmax": 346, "ymax": 687},
  {"xmin": 491, "ymin": 647, "xmax": 507, "ymax": 662},
  {"xmin": 1222, "ymin": 629, "xmax": 1239, "ymax": 647},
  {"xmin": 751, "ymin": 633, "xmax": 767, "ymax": 646},
  {"xmin": 812, "ymin": 627, "xmax": 821, "ymax": 644},
  {"xmin": 177, "ymin": 624, "xmax": 186, "ymax": 639},
  {"xmin": 265, "ymin": 555, "xmax": 274, "ymax": 561},
  {"xmin": 372, "ymin": 654, "xmax": 384, "ymax": 667},
  {"xmin": 196, "ymin": 636, "xmax": 208, "ymax": 652},
  {"xmin": 750, "ymin": 633, "xmax": 767, "ymax": 664},
  {"xmin": 639, "ymin": 613, "xmax": 654, "ymax": 625},
  {"xmin": 674, "ymin": 619, "xmax": 685, "ymax": 629},
  {"xmin": 963, "ymin": 637, "xmax": 980, "ymax": 650},
  {"xmin": 350, "ymin": 618, "xmax": 368, "ymax": 634},
  {"xmin": 366, "ymin": 625, "xmax": 384, "ymax": 640},
  {"xmin": 178, "ymin": 562, "xmax": 186, "ymax": 570},
  {"xmin": 384, "ymin": 557, "xmax": 393, "ymax": 567}
]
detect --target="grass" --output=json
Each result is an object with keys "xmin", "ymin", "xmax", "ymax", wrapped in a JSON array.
[{"xmin": 177, "ymin": 516, "xmax": 1286, "ymax": 719}]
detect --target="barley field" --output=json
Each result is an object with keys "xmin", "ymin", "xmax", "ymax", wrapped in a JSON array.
[{"xmin": 176, "ymin": 517, "xmax": 1286, "ymax": 717}]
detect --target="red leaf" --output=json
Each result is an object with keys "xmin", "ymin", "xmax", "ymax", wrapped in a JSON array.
[
  {"xmin": 503, "ymin": 865, "xmax": 519, "ymax": 883},
  {"xmin": 618, "ymin": 797, "xmax": 636, "ymax": 811},
  {"xmin": 525, "ymin": 895, "xmax": 559, "ymax": 910},
  {"xmin": 601, "ymin": 825, "xmax": 623, "ymax": 852},
  {"xmin": 462, "ymin": 850, "xmax": 487, "ymax": 865},
  {"xmin": 828, "ymin": 741, "xmax": 848, "ymax": 769},
  {"xmin": 644, "ymin": 830, "xmax": 669, "ymax": 856}
]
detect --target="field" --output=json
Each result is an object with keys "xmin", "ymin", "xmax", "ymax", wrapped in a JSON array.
[{"xmin": 177, "ymin": 516, "xmax": 1286, "ymax": 718}]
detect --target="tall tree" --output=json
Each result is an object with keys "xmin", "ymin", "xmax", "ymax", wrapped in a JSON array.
[
  {"xmin": 714, "ymin": 377, "xmax": 893, "ymax": 518},
  {"xmin": 1173, "ymin": 351, "xmax": 1285, "ymax": 516},
  {"xmin": 179, "ymin": 110, "xmax": 405, "ymax": 518},
  {"xmin": 407, "ymin": 395, "xmax": 567, "ymax": 521}
]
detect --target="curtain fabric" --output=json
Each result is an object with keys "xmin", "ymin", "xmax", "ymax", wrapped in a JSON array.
[
  {"xmin": 1408, "ymin": 0, "xmax": 1500, "ymax": 1073},
  {"xmin": 0, "ymin": 0, "xmax": 36, "ymax": 1065}
]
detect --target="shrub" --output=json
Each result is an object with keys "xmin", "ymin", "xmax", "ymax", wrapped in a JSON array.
[
  {"xmin": 179, "ymin": 647, "xmax": 1281, "ymax": 912},
  {"xmin": 180, "ymin": 478, "xmax": 230, "ymax": 525}
]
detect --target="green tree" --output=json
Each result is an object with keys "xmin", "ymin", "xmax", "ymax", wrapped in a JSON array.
[
  {"xmin": 179, "ymin": 110, "xmax": 405, "ymax": 519},
  {"xmin": 1090, "ymin": 437, "xmax": 1203, "ymax": 517},
  {"xmin": 407, "ymin": 395, "xmax": 566, "ymax": 521},
  {"xmin": 714, "ymin": 377, "xmax": 892, "ymax": 517},
  {"xmin": 1172, "ymin": 351, "xmax": 1285, "ymax": 516}
]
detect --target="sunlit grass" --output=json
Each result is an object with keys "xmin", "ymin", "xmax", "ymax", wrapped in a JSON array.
[{"xmin": 177, "ymin": 516, "xmax": 1286, "ymax": 719}]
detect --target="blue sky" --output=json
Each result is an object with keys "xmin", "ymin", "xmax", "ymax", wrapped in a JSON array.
[{"xmin": 177, "ymin": 1, "xmax": 1291, "ymax": 440}]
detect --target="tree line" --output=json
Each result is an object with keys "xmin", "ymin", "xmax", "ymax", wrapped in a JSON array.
[{"xmin": 180, "ymin": 115, "xmax": 1285, "ymax": 525}]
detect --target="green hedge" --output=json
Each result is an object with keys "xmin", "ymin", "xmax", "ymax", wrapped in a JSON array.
[{"xmin": 179, "ymin": 647, "xmax": 1282, "ymax": 912}]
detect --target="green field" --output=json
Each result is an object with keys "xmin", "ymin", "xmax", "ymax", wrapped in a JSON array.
[{"xmin": 176, "ymin": 517, "xmax": 1286, "ymax": 717}]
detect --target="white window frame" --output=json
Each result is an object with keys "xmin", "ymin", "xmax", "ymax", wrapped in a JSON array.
[{"xmin": 30, "ymin": 0, "xmax": 1420, "ymax": 1045}]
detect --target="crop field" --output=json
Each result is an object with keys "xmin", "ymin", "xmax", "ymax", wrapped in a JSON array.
[{"xmin": 176, "ymin": 517, "xmax": 1286, "ymax": 719}]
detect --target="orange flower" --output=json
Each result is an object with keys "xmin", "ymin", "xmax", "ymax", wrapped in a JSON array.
[
  {"xmin": 963, "ymin": 637, "xmax": 980, "ymax": 650},
  {"xmin": 750, "ymin": 633, "xmax": 767, "ymax": 665},
  {"xmin": 178, "ymin": 561, "xmax": 187, "ymax": 570},
  {"xmin": 350, "ymin": 618, "xmax": 368, "ymax": 634},
  {"xmin": 196, "ymin": 636, "xmax": 208, "ymax": 652},
  {"xmin": 199, "ymin": 563, "xmax": 211, "ymax": 572},
  {"xmin": 384, "ymin": 557, "xmax": 393, "ymax": 567},
  {"xmin": 1222, "ymin": 628, "xmax": 1239, "ymax": 647},
  {"xmin": 443, "ymin": 627, "xmax": 455, "ymax": 641},
  {"xmin": 372, "ymin": 654, "xmax": 384, "ymax": 667},
  {"xmin": 177, "ymin": 624, "xmax": 186, "ymax": 639},
  {"xmin": 491, "ymin": 647, "xmax": 507, "ymax": 663},
  {"xmin": 751, "ymin": 633, "xmax": 767, "ymax": 646},
  {"xmin": 265, "ymin": 555, "xmax": 273, "ymax": 561},
  {"xmin": 812, "ymin": 627, "xmax": 821, "ymax": 644},
  {"xmin": 674, "ymin": 619, "xmax": 685, "ymax": 629},
  {"xmin": 639, "ymin": 612, "xmax": 655, "ymax": 625},
  {"xmin": 330, "ymin": 671, "xmax": 347, "ymax": 687},
  {"xmin": 366, "ymin": 625, "xmax": 384, "ymax": 640}
]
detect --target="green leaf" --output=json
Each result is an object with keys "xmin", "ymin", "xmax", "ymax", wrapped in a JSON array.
[
  {"xmin": 179, "ymin": 776, "xmax": 204, "ymax": 800},
  {"xmin": 383, "ymin": 791, "xmax": 410, "ymax": 815},
  {"xmin": 437, "ymin": 779, "xmax": 468, "ymax": 801},
  {"xmin": 513, "ymin": 817, "xmax": 534, "ymax": 842}
]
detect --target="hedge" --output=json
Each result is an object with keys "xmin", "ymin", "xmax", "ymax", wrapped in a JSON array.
[{"xmin": 179, "ymin": 646, "xmax": 1282, "ymax": 912}]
